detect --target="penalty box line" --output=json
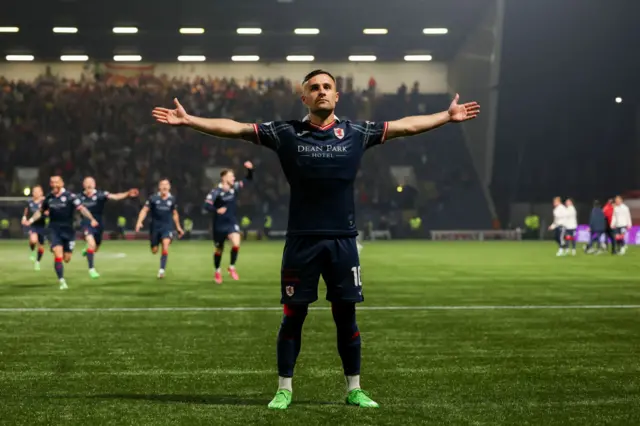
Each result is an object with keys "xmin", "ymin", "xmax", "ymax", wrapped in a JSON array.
[{"xmin": 0, "ymin": 305, "xmax": 639, "ymax": 313}]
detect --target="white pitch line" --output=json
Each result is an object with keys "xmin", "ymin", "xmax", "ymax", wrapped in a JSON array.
[{"xmin": 0, "ymin": 305, "xmax": 639, "ymax": 313}]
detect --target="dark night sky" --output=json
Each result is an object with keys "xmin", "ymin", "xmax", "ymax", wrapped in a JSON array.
[{"xmin": 493, "ymin": 0, "xmax": 640, "ymax": 206}]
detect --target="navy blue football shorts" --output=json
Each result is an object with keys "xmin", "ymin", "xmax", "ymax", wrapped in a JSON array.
[
  {"xmin": 280, "ymin": 236, "xmax": 363, "ymax": 305},
  {"xmin": 49, "ymin": 228, "xmax": 76, "ymax": 253},
  {"xmin": 150, "ymin": 228, "xmax": 174, "ymax": 248}
]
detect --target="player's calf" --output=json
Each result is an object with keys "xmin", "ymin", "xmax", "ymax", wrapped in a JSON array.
[
  {"xmin": 332, "ymin": 303, "xmax": 379, "ymax": 408},
  {"xmin": 271, "ymin": 304, "xmax": 308, "ymax": 406},
  {"xmin": 214, "ymin": 249, "xmax": 223, "ymax": 284}
]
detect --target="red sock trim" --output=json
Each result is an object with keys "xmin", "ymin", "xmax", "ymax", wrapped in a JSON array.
[
  {"xmin": 55, "ymin": 257, "xmax": 63, "ymax": 263},
  {"xmin": 87, "ymin": 249, "xmax": 95, "ymax": 254},
  {"xmin": 214, "ymin": 251, "xmax": 223, "ymax": 256},
  {"xmin": 283, "ymin": 304, "xmax": 295, "ymax": 317},
  {"xmin": 162, "ymin": 250, "xmax": 168, "ymax": 256},
  {"xmin": 38, "ymin": 248, "xmax": 44, "ymax": 254},
  {"xmin": 232, "ymin": 246, "xmax": 239, "ymax": 252},
  {"xmin": 352, "ymin": 331, "xmax": 361, "ymax": 340}
]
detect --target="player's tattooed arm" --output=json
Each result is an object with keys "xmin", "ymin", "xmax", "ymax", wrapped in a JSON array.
[
  {"xmin": 25, "ymin": 210, "xmax": 42, "ymax": 226},
  {"xmin": 135, "ymin": 206, "xmax": 149, "ymax": 231},
  {"xmin": 78, "ymin": 205, "xmax": 99, "ymax": 227},
  {"xmin": 385, "ymin": 94, "xmax": 480, "ymax": 141},
  {"xmin": 152, "ymin": 98, "xmax": 255, "ymax": 141}
]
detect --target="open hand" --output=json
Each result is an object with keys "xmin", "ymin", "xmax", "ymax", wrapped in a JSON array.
[
  {"xmin": 128, "ymin": 188, "xmax": 140, "ymax": 197},
  {"xmin": 177, "ymin": 228, "xmax": 185, "ymax": 238},
  {"xmin": 90, "ymin": 219, "xmax": 99, "ymax": 228},
  {"xmin": 152, "ymin": 98, "xmax": 190, "ymax": 125},
  {"xmin": 217, "ymin": 207, "xmax": 227, "ymax": 215},
  {"xmin": 135, "ymin": 222, "xmax": 143, "ymax": 232},
  {"xmin": 448, "ymin": 94, "xmax": 480, "ymax": 122},
  {"xmin": 244, "ymin": 161, "xmax": 254, "ymax": 170}
]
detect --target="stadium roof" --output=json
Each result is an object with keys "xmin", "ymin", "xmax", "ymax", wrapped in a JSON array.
[{"xmin": 0, "ymin": 0, "xmax": 491, "ymax": 62}]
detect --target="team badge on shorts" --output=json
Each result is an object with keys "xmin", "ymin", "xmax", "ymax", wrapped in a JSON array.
[
  {"xmin": 334, "ymin": 128, "xmax": 344, "ymax": 139},
  {"xmin": 286, "ymin": 286, "xmax": 295, "ymax": 296}
]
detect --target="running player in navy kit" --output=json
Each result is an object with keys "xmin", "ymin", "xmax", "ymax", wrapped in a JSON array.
[
  {"xmin": 203, "ymin": 161, "xmax": 254, "ymax": 284},
  {"xmin": 24, "ymin": 176, "xmax": 98, "ymax": 289},
  {"xmin": 21, "ymin": 185, "xmax": 47, "ymax": 271},
  {"xmin": 135, "ymin": 179, "xmax": 184, "ymax": 278},
  {"xmin": 152, "ymin": 69, "xmax": 480, "ymax": 409},
  {"xmin": 80, "ymin": 177, "xmax": 139, "ymax": 279}
]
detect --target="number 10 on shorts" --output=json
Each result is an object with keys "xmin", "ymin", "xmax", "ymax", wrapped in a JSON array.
[{"xmin": 351, "ymin": 266, "xmax": 362, "ymax": 287}]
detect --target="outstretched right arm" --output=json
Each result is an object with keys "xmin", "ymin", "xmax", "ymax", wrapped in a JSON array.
[{"xmin": 152, "ymin": 98, "xmax": 256, "ymax": 141}]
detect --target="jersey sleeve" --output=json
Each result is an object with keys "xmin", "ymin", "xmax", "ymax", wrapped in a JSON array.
[
  {"xmin": 252, "ymin": 121, "xmax": 287, "ymax": 151},
  {"xmin": 171, "ymin": 198, "xmax": 178, "ymax": 212},
  {"xmin": 101, "ymin": 191, "xmax": 110, "ymax": 201},
  {"xmin": 354, "ymin": 121, "xmax": 389, "ymax": 150},
  {"xmin": 71, "ymin": 193, "xmax": 83, "ymax": 209},
  {"xmin": 144, "ymin": 197, "xmax": 152, "ymax": 208}
]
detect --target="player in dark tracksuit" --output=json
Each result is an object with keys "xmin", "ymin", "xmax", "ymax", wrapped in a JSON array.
[
  {"xmin": 203, "ymin": 161, "xmax": 254, "ymax": 284},
  {"xmin": 24, "ymin": 176, "xmax": 98, "ymax": 289},
  {"xmin": 79, "ymin": 176, "xmax": 139, "ymax": 279},
  {"xmin": 135, "ymin": 179, "xmax": 184, "ymax": 278},
  {"xmin": 152, "ymin": 69, "xmax": 480, "ymax": 409},
  {"xmin": 21, "ymin": 185, "xmax": 47, "ymax": 271},
  {"xmin": 586, "ymin": 200, "xmax": 606, "ymax": 253}
]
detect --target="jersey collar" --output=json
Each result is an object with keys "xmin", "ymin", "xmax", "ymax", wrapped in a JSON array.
[
  {"xmin": 302, "ymin": 114, "xmax": 340, "ymax": 131},
  {"xmin": 54, "ymin": 188, "xmax": 67, "ymax": 198}
]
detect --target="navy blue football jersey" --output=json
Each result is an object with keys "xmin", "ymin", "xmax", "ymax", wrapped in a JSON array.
[
  {"xmin": 41, "ymin": 190, "xmax": 82, "ymax": 230},
  {"xmin": 27, "ymin": 199, "xmax": 46, "ymax": 227},
  {"xmin": 252, "ymin": 117, "xmax": 387, "ymax": 236},
  {"xmin": 145, "ymin": 194, "xmax": 177, "ymax": 230},
  {"xmin": 80, "ymin": 190, "xmax": 110, "ymax": 226},
  {"xmin": 204, "ymin": 182, "xmax": 244, "ymax": 233}
]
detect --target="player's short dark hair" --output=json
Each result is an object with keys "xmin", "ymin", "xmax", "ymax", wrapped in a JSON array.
[
  {"xmin": 302, "ymin": 69, "xmax": 336, "ymax": 85},
  {"xmin": 220, "ymin": 169, "xmax": 232, "ymax": 178}
]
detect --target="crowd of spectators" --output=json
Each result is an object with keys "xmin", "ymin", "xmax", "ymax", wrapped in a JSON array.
[{"xmin": 0, "ymin": 69, "xmax": 488, "ymax": 233}]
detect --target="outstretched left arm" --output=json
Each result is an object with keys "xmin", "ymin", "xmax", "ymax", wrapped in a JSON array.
[
  {"xmin": 108, "ymin": 188, "xmax": 139, "ymax": 201},
  {"xmin": 385, "ymin": 94, "xmax": 480, "ymax": 141}
]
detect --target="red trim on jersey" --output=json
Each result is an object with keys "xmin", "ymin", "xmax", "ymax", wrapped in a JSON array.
[
  {"xmin": 252, "ymin": 123, "xmax": 261, "ymax": 145},
  {"xmin": 381, "ymin": 121, "xmax": 389, "ymax": 143},
  {"xmin": 307, "ymin": 120, "xmax": 337, "ymax": 131}
]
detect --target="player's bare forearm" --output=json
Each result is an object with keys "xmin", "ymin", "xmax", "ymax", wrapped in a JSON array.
[
  {"xmin": 108, "ymin": 192, "xmax": 130, "ymax": 201},
  {"xmin": 386, "ymin": 111, "xmax": 451, "ymax": 140},
  {"xmin": 172, "ymin": 211, "xmax": 183, "ymax": 232},
  {"xmin": 27, "ymin": 210, "xmax": 42, "ymax": 225},
  {"xmin": 78, "ymin": 206, "xmax": 96, "ymax": 222},
  {"xmin": 136, "ymin": 207, "xmax": 148, "ymax": 225},
  {"xmin": 185, "ymin": 116, "xmax": 255, "ymax": 140}
]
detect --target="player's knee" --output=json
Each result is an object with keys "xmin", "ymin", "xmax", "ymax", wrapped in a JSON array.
[
  {"xmin": 283, "ymin": 304, "xmax": 309, "ymax": 318},
  {"xmin": 162, "ymin": 249, "xmax": 169, "ymax": 256},
  {"xmin": 215, "ymin": 249, "xmax": 223, "ymax": 255},
  {"xmin": 63, "ymin": 255, "xmax": 72, "ymax": 263},
  {"xmin": 151, "ymin": 247, "xmax": 159, "ymax": 254}
]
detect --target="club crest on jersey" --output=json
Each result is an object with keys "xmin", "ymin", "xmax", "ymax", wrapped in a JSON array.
[
  {"xmin": 334, "ymin": 128, "xmax": 345, "ymax": 139},
  {"xmin": 61, "ymin": 196, "xmax": 66, "ymax": 202},
  {"xmin": 286, "ymin": 286, "xmax": 295, "ymax": 296}
]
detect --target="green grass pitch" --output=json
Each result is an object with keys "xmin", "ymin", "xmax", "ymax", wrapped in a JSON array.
[{"xmin": 1, "ymin": 240, "xmax": 639, "ymax": 425}]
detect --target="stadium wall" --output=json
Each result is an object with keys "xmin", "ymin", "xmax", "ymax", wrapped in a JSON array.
[{"xmin": 0, "ymin": 62, "xmax": 448, "ymax": 94}]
